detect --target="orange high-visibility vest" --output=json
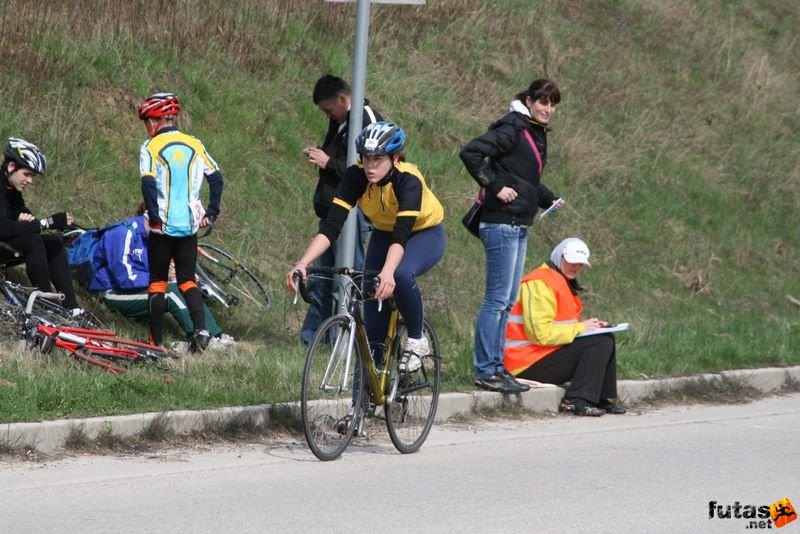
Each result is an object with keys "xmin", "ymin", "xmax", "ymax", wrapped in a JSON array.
[{"xmin": 504, "ymin": 265, "xmax": 583, "ymax": 375}]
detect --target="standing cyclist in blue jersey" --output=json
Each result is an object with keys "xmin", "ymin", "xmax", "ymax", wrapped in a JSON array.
[
  {"xmin": 288, "ymin": 122, "xmax": 446, "ymax": 373},
  {"xmin": 137, "ymin": 93, "xmax": 224, "ymax": 351}
]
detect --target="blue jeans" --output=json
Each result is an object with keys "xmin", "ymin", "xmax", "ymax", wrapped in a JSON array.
[
  {"xmin": 301, "ymin": 209, "xmax": 369, "ymax": 344},
  {"xmin": 474, "ymin": 222, "xmax": 528, "ymax": 380}
]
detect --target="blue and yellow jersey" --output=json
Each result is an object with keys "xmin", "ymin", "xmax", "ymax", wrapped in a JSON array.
[{"xmin": 139, "ymin": 129, "xmax": 220, "ymax": 237}]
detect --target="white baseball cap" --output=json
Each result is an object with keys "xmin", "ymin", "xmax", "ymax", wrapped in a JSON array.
[{"xmin": 560, "ymin": 238, "xmax": 591, "ymax": 266}]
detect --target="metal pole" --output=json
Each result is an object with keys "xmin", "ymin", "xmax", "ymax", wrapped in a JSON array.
[{"xmin": 334, "ymin": 0, "xmax": 370, "ymax": 313}]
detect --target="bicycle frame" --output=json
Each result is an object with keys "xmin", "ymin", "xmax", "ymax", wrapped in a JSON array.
[{"xmin": 325, "ymin": 274, "xmax": 401, "ymax": 408}]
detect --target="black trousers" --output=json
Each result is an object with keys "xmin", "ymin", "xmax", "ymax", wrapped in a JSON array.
[
  {"xmin": 3, "ymin": 231, "xmax": 78, "ymax": 308},
  {"xmin": 516, "ymin": 334, "xmax": 618, "ymax": 403}
]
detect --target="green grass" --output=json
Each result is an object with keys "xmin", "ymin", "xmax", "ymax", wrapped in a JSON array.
[{"xmin": 1, "ymin": 0, "xmax": 798, "ymax": 423}]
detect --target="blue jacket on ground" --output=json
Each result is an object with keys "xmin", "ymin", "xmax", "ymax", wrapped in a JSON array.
[{"xmin": 89, "ymin": 216, "xmax": 149, "ymax": 292}]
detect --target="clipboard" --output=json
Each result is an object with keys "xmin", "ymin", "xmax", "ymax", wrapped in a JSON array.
[{"xmin": 575, "ymin": 322, "xmax": 630, "ymax": 338}]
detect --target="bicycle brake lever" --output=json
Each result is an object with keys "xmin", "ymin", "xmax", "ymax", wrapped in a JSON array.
[{"xmin": 292, "ymin": 271, "xmax": 302, "ymax": 305}]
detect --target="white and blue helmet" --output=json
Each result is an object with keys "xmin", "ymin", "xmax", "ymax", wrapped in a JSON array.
[{"xmin": 355, "ymin": 121, "xmax": 405, "ymax": 156}]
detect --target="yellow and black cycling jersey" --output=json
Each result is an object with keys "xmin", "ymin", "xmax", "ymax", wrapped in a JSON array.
[{"xmin": 320, "ymin": 161, "xmax": 444, "ymax": 247}]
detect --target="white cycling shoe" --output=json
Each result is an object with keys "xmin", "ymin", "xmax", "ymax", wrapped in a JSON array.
[{"xmin": 399, "ymin": 336, "xmax": 429, "ymax": 373}]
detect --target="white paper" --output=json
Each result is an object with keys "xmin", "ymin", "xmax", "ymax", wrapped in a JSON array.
[{"xmin": 576, "ymin": 322, "xmax": 630, "ymax": 338}]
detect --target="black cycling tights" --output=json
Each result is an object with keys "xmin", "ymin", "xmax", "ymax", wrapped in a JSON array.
[
  {"xmin": 147, "ymin": 232, "xmax": 205, "ymax": 345},
  {"xmin": 4, "ymin": 232, "xmax": 79, "ymax": 308}
]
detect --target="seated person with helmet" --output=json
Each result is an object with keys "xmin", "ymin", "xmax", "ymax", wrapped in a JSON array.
[
  {"xmin": 504, "ymin": 238, "xmax": 625, "ymax": 417},
  {"xmin": 0, "ymin": 137, "xmax": 83, "ymax": 315},
  {"xmin": 88, "ymin": 215, "xmax": 235, "ymax": 352}
]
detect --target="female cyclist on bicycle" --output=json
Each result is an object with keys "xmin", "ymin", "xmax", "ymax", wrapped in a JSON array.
[{"xmin": 287, "ymin": 121, "xmax": 446, "ymax": 372}]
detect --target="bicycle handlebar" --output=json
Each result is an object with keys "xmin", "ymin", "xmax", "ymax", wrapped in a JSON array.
[
  {"xmin": 293, "ymin": 267, "xmax": 382, "ymax": 306},
  {"xmin": 25, "ymin": 290, "xmax": 65, "ymax": 314}
]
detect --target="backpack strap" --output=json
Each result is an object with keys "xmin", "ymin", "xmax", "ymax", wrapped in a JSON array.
[{"xmin": 521, "ymin": 129, "xmax": 543, "ymax": 175}]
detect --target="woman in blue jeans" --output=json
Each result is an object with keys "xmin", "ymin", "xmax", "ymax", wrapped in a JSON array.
[{"xmin": 459, "ymin": 79, "xmax": 564, "ymax": 394}]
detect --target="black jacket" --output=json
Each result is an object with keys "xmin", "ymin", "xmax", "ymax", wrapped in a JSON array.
[
  {"xmin": 312, "ymin": 100, "xmax": 382, "ymax": 219},
  {"xmin": 460, "ymin": 110, "xmax": 557, "ymax": 226},
  {"xmin": 0, "ymin": 172, "xmax": 39, "ymax": 240}
]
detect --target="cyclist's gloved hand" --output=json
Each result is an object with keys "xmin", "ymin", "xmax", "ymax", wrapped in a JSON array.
[
  {"xmin": 40, "ymin": 212, "xmax": 69, "ymax": 231},
  {"xmin": 149, "ymin": 219, "xmax": 164, "ymax": 234}
]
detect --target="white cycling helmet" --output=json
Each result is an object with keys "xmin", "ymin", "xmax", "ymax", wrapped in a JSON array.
[{"xmin": 4, "ymin": 137, "xmax": 47, "ymax": 174}]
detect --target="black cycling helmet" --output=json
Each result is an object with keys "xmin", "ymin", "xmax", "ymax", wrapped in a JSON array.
[
  {"xmin": 4, "ymin": 137, "xmax": 47, "ymax": 174},
  {"xmin": 355, "ymin": 121, "xmax": 405, "ymax": 156}
]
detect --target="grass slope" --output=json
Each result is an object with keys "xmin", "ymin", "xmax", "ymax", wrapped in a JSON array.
[{"xmin": 0, "ymin": 0, "xmax": 797, "ymax": 422}]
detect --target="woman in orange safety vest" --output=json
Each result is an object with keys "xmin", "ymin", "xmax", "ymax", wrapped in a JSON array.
[{"xmin": 504, "ymin": 238, "xmax": 625, "ymax": 417}]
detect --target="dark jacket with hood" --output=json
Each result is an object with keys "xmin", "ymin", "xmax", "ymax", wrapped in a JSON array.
[
  {"xmin": 312, "ymin": 100, "xmax": 382, "ymax": 220},
  {"xmin": 0, "ymin": 170, "xmax": 39, "ymax": 241},
  {"xmin": 459, "ymin": 103, "xmax": 557, "ymax": 226}
]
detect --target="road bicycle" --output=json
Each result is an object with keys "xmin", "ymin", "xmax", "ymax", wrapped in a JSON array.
[
  {"xmin": 0, "ymin": 280, "xmax": 177, "ymax": 375},
  {"xmin": 294, "ymin": 266, "xmax": 441, "ymax": 461},
  {"xmin": 0, "ymin": 275, "xmax": 103, "ymax": 333},
  {"xmin": 30, "ymin": 320, "xmax": 179, "ymax": 375}
]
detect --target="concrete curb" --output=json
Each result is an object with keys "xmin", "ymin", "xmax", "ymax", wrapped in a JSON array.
[{"xmin": 3, "ymin": 366, "xmax": 799, "ymax": 453}]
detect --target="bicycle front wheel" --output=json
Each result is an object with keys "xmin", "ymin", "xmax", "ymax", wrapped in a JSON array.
[
  {"xmin": 384, "ymin": 318, "xmax": 441, "ymax": 454},
  {"xmin": 196, "ymin": 243, "xmax": 272, "ymax": 311},
  {"xmin": 301, "ymin": 314, "xmax": 364, "ymax": 461}
]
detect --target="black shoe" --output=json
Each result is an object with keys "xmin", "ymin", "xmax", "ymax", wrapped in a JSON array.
[
  {"xmin": 190, "ymin": 329, "xmax": 211, "ymax": 353},
  {"xmin": 475, "ymin": 373, "xmax": 528, "ymax": 394},
  {"xmin": 598, "ymin": 399, "xmax": 627, "ymax": 415},
  {"xmin": 560, "ymin": 397, "xmax": 605, "ymax": 417},
  {"xmin": 501, "ymin": 370, "xmax": 530, "ymax": 392}
]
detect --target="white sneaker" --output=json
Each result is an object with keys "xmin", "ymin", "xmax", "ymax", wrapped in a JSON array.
[
  {"xmin": 399, "ymin": 336, "xmax": 429, "ymax": 373},
  {"xmin": 217, "ymin": 333, "xmax": 237, "ymax": 347},
  {"xmin": 170, "ymin": 341, "xmax": 190, "ymax": 354},
  {"xmin": 207, "ymin": 334, "xmax": 236, "ymax": 351}
]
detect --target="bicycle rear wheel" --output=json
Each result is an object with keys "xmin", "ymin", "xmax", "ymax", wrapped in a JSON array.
[
  {"xmin": 301, "ymin": 314, "xmax": 364, "ymax": 461},
  {"xmin": 384, "ymin": 318, "xmax": 441, "ymax": 454},
  {"xmin": 196, "ymin": 243, "xmax": 272, "ymax": 311}
]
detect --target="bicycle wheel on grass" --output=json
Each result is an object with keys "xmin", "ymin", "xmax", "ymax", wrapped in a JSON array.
[
  {"xmin": 384, "ymin": 318, "xmax": 441, "ymax": 454},
  {"xmin": 196, "ymin": 243, "xmax": 272, "ymax": 311},
  {"xmin": 301, "ymin": 314, "xmax": 364, "ymax": 461}
]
